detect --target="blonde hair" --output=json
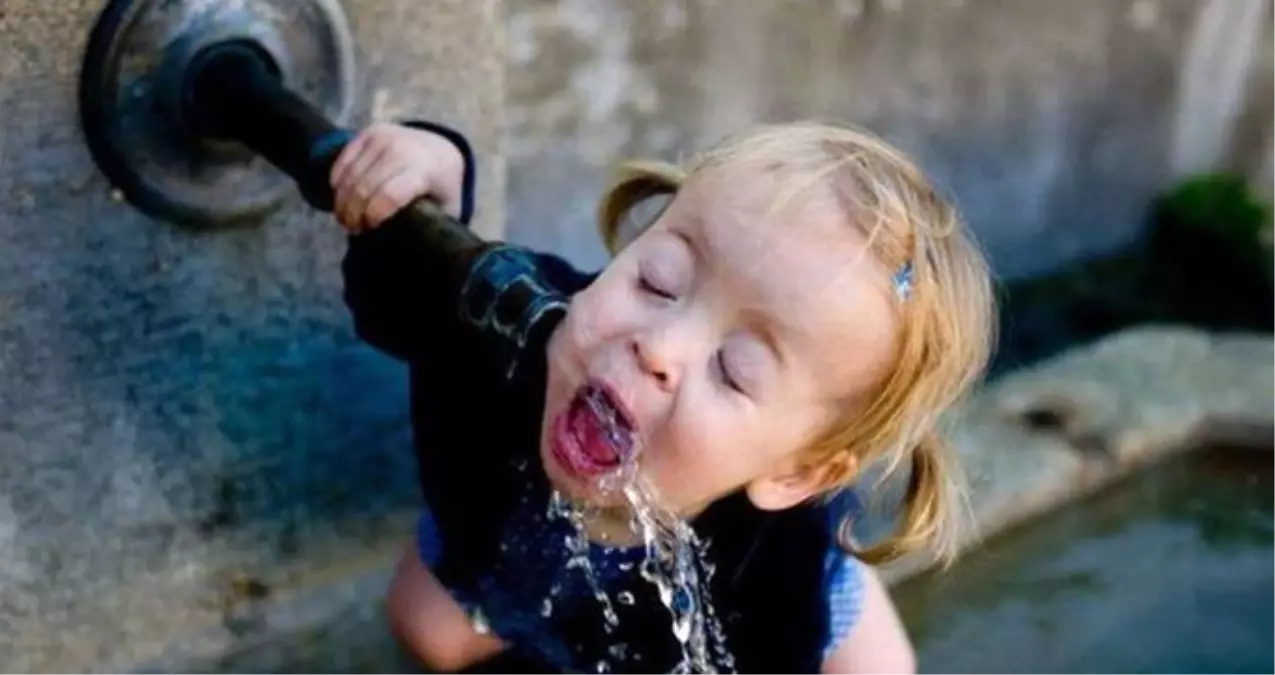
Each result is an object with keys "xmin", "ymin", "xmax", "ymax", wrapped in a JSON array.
[{"xmin": 596, "ymin": 121, "xmax": 996, "ymax": 567}]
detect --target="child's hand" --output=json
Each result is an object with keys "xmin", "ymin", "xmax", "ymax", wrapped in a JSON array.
[{"xmin": 329, "ymin": 122, "xmax": 466, "ymax": 233}]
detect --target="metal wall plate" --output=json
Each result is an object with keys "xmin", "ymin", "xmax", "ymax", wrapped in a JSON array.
[{"xmin": 79, "ymin": 0, "xmax": 356, "ymax": 227}]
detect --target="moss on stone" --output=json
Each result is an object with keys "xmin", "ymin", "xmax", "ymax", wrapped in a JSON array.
[{"xmin": 993, "ymin": 173, "xmax": 1273, "ymax": 377}]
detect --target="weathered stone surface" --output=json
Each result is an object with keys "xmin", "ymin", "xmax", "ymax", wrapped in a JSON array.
[
  {"xmin": 882, "ymin": 326, "xmax": 1274, "ymax": 583},
  {"xmin": 133, "ymin": 563, "xmax": 417, "ymax": 674},
  {"xmin": 0, "ymin": 0, "xmax": 503, "ymax": 671}
]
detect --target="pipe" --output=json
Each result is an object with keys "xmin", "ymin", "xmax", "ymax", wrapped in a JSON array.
[
  {"xmin": 183, "ymin": 39, "xmax": 481, "ymax": 257},
  {"xmin": 181, "ymin": 38, "xmax": 568, "ymax": 371}
]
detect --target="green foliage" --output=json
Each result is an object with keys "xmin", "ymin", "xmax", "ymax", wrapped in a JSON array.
[
  {"xmin": 1148, "ymin": 172, "xmax": 1273, "ymax": 280},
  {"xmin": 1142, "ymin": 173, "xmax": 1273, "ymax": 332},
  {"xmin": 991, "ymin": 172, "xmax": 1273, "ymax": 376}
]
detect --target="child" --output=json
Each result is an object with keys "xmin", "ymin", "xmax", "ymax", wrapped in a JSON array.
[{"xmin": 330, "ymin": 119, "xmax": 995, "ymax": 674}]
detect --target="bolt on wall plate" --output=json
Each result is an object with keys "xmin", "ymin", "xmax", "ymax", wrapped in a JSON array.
[{"xmin": 79, "ymin": 0, "xmax": 356, "ymax": 227}]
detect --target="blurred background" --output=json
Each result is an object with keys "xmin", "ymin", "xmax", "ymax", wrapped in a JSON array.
[
  {"xmin": 501, "ymin": 0, "xmax": 1272, "ymax": 367},
  {"xmin": 0, "ymin": 0, "xmax": 1270, "ymax": 672}
]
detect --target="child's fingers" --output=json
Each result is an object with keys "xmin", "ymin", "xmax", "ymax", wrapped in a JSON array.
[
  {"xmin": 364, "ymin": 170, "xmax": 430, "ymax": 229},
  {"xmin": 340, "ymin": 154, "xmax": 405, "ymax": 230},
  {"xmin": 337, "ymin": 185, "xmax": 368, "ymax": 233},
  {"xmin": 329, "ymin": 131, "xmax": 372, "ymax": 189},
  {"xmin": 355, "ymin": 157, "xmax": 416, "ymax": 228},
  {"xmin": 333, "ymin": 167, "xmax": 366, "ymax": 230},
  {"xmin": 334, "ymin": 179, "xmax": 365, "ymax": 232},
  {"xmin": 333, "ymin": 183, "xmax": 355, "ymax": 231},
  {"xmin": 333, "ymin": 144, "xmax": 382, "ymax": 231},
  {"xmin": 336, "ymin": 142, "xmax": 389, "ymax": 199},
  {"xmin": 337, "ymin": 180, "xmax": 373, "ymax": 233},
  {"xmin": 336, "ymin": 153, "xmax": 391, "ymax": 231}
]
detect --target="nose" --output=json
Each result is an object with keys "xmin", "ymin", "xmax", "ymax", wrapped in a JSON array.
[{"xmin": 631, "ymin": 330, "xmax": 681, "ymax": 393}]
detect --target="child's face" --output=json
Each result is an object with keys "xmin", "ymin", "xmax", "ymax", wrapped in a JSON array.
[{"xmin": 540, "ymin": 167, "xmax": 901, "ymax": 516}]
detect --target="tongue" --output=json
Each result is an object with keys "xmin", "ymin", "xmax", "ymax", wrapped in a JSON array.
[{"xmin": 571, "ymin": 399, "xmax": 620, "ymax": 467}]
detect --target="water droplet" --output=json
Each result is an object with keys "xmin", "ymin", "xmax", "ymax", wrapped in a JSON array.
[
  {"xmin": 550, "ymin": 490, "xmax": 622, "ymax": 632},
  {"xmin": 470, "ymin": 607, "xmax": 491, "ymax": 635},
  {"xmin": 541, "ymin": 598, "xmax": 553, "ymax": 618},
  {"xmin": 618, "ymin": 591, "xmax": 635, "ymax": 605}
]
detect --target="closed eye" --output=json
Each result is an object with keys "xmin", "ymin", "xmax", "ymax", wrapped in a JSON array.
[
  {"xmin": 639, "ymin": 275, "xmax": 676, "ymax": 300},
  {"xmin": 717, "ymin": 350, "xmax": 745, "ymax": 394}
]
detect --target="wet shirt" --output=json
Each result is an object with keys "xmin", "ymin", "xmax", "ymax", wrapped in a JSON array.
[{"xmin": 414, "ymin": 487, "xmax": 867, "ymax": 672}]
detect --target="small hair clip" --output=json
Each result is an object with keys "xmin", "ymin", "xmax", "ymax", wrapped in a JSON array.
[{"xmin": 892, "ymin": 261, "xmax": 913, "ymax": 301}]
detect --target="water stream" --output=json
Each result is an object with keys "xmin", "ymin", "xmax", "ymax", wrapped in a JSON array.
[
  {"xmin": 546, "ymin": 385, "xmax": 737, "ymax": 673},
  {"xmin": 548, "ymin": 464, "xmax": 735, "ymax": 674}
]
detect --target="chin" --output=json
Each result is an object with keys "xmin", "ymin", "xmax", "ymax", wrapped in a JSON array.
[{"xmin": 537, "ymin": 441, "xmax": 632, "ymax": 508}]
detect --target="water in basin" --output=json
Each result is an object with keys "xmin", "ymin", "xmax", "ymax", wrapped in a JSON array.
[{"xmin": 892, "ymin": 446, "xmax": 1273, "ymax": 674}]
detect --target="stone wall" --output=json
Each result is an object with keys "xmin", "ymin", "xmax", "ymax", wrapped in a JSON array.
[
  {"xmin": 504, "ymin": 0, "xmax": 1274, "ymax": 278},
  {"xmin": 0, "ymin": 0, "xmax": 504, "ymax": 671}
]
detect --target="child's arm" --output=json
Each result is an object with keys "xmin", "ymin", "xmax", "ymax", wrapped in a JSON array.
[
  {"xmin": 386, "ymin": 542, "xmax": 507, "ymax": 672},
  {"xmin": 821, "ymin": 561, "xmax": 917, "ymax": 674},
  {"xmin": 332, "ymin": 121, "xmax": 479, "ymax": 363}
]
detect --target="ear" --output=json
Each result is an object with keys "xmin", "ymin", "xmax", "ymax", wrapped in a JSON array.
[{"xmin": 744, "ymin": 457, "xmax": 853, "ymax": 512}]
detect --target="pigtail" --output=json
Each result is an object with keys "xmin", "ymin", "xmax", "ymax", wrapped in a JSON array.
[
  {"xmin": 843, "ymin": 432, "xmax": 966, "ymax": 568},
  {"xmin": 597, "ymin": 160, "xmax": 686, "ymax": 254}
]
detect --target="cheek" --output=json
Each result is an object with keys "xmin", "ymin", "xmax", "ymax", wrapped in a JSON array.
[
  {"xmin": 648, "ymin": 397, "xmax": 829, "ymax": 508},
  {"xmin": 645, "ymin": 396, "xmax": 769, "ymax": 503}
]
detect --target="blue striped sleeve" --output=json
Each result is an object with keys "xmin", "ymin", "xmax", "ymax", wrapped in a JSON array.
[{"xmin": 822, "ymin": 548, "xmax": 867, "ymax": 661}]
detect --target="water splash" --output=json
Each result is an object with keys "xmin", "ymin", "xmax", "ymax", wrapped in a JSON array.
[
  {"xmin": 548, "ymin": 476, "xmax": 735, "ymax": 672},
  {"xmin": 549, "ymin": 386, "xmax": 736, "ymax": 673},
  {"xmin": 582, "ymin": 385, "xmax": 641, "ymax": 463},
  {"xmin": 548, "ymin": 492, "xmax": 621, "ymax": 632},
  {"xmin": 543, "ymin": 582, "xmax": 562, "ymax": 618},
  {"xmin": 620, "ymin": 475, "xmax": 736, "ymax": 674}
]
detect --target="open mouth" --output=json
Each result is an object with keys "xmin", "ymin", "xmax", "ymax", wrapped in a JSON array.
[{"xmin": 550, "ymin": 379, "xmax": 638, "ymax": 480}]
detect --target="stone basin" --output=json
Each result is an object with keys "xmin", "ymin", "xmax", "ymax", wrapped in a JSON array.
[
  {"xmin": 874, "ymin": 325, "xmax": 1274, "ymax": 673},
  {"xmin": 895, "ymin": 445, "xmax": 1273, "ymax": 673}
]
